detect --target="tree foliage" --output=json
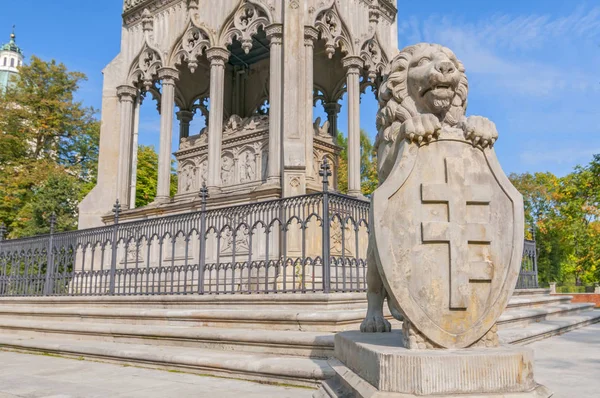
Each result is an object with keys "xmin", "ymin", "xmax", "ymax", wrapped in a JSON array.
[
  {"xmin": 510, "ymin": 156, "xmax": 600, "ymax": 286},
  {"xmin": 336, "ymin": 130, "xmax": 378, "ymax": 196},
  {"xmin": 134, "ymin": 145, "xmax": 178, "ymax": 208},
  {"xmin": 0, "ymin": 56, "xmax": 99, "ymax": 237}
]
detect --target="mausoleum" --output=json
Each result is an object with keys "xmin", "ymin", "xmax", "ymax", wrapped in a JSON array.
[{"xmin": 79, "ymin": 0, "xmax": 399, "ymax": 228}]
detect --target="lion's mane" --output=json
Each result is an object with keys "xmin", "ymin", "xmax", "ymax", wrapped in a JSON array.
[{"xmin": 375, "ymin": 43, "xmax": 469, "ymax": 149}]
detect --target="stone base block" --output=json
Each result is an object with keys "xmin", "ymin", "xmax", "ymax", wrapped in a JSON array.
[{"xmin": 314, "ymin": 331, "xmax": 552, "ymax": 398}]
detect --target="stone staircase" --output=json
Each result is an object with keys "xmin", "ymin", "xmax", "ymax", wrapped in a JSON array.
[{"xmin": 0, "ymin": 289, "xmax": 597, "ymax": 388}]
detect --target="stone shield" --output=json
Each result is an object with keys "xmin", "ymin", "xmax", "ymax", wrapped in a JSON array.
[{"xmin": 371, "ymin": 130, "xmax": 525, "ymax": 348}]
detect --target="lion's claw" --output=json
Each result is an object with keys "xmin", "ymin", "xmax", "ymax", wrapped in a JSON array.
[
  {"xmin": 460, "ymin": 116, "xmax": 498, "ymax": 149},
  {"xmin": 401, "ymin": 114, "xmax": 442, "ymax": 145}
]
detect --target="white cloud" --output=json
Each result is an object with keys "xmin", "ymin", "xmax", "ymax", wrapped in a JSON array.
[{"xmin": 397, "ymin": 5, "xmax": 600, "ymax": 98}]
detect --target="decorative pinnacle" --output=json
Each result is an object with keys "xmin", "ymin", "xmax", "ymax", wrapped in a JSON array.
[
  {"xmin": 320, "ymin": 158, "xmax": 332, "ymax": 191},
  {"xmin": 113, "ymin": 199, "xmax": 122, "ymax": 224},
  {"xmin": 0, "ymin": 222, "xmax": 6, "ymax": 241}
]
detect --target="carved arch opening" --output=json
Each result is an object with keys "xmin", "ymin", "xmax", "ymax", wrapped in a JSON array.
[
  {"xmin": 218, "ymin": 0, "xmax": 272, "ymax": 53},
  {"xmin": 313, "ymin": 3, "xmax": 355, "ymax": 58}
]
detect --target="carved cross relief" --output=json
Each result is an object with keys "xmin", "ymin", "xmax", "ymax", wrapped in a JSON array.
[{"xmin": 421, "ymin": 158, "xmax": 493, "ymax": 310}]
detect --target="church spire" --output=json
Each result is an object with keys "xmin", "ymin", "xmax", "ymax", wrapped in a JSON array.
[{"xmin": 1, "ymin": 26, "xmax": 23, "ymax": 55}]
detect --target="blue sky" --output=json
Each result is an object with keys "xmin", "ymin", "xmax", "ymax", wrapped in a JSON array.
[{"xmin": 1, "ymin": 0, "xmax": 599, "ymax": 176}]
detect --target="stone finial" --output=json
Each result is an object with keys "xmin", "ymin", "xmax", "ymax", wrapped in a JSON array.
[{"xmin": 142, "ymin": 9, "xmax": 154, "ymax": 33}]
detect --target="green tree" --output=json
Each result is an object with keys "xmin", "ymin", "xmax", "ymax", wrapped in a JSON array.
[
  {"xmin": 134, "ymin": 145, "xmax": 178, "ymax": 208},
  {"xmin": 0, "ymin": 56, "xmax": 99, "ymax": 237},
  {"xmin": 510, "ymin": 156, "xmax": 600, "ymax": 287},
  {"xmin": 336, "ymin": 130, "xmax": 378, "ymax": 196}
]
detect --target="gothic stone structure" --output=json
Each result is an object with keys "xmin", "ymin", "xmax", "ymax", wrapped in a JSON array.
[{"xmin": 78, "ymin": 0, "xmax": 399, "ymax": 228}]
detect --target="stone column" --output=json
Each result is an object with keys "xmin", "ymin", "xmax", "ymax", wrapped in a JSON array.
[
  {"xmin": 343, "ymin": 56, "xmax": 364, "ymax": 197},
  {"xmin": 116, "ymin": 85, "xmax": 137, "ymax": 208},
  {"xmin": 206, "ymin": 47, "xmax": 230, "ymax": 193},
  {"xmin": 304, "ymin": 27, "xmax": 319, "ymax": 182},
  {"xmin": 266, "ymin": 25, "xmax": 283, "ymax": 185},
  {"xmin": 176, "ymin": 110, "xmax": 194, "ymax": 144},
  {"xmin": 324, "ymin": 102, "xmax": 341, "ymax": 139},
  {"xmin": 155, "ymin": 67, "xmax": 179, "ymax": 202},
  {"xmin": 129, "ymin": 93, "xmax": 141, "ymax": 209}
]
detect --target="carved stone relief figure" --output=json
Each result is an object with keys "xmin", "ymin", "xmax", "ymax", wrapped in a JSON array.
[
  {"xmin": 241, "ymin": 151, "xmax": 257, "ymax": 183},
  {"xmin": 179, "ymin": 162, "xmax": 198, "ymax": 193},
  {"xmin": 221, "ymin": 155, "xmax": 235, "ymax": 185},
  {"xmin": 199, "ymin": 160, "xmax": 208, "ymax": 186},
  {"xmin": 313, "ymin": 117, "xmax": 331, "ymax": 138}
]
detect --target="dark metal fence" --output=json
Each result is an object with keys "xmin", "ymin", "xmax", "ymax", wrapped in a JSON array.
[
  {"xmin": 0, "ymin": 162, "xmax": 539, "ymax": 298},
  {"xmin": 0, "ymin": 162, "xmax": 370, "ymax": 297},
  {"xmin": 516, "ymin": 239, "xmax": 539, "ymax": 289}
]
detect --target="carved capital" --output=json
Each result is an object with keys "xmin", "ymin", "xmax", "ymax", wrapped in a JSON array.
[
  {"xmin": 343, "ymin": 56, "xmax": 364, "ymax": 74},
  {"xmin": 324, "ymin": 102, "xmax": 342, "ymax": 115},
  {"xmin": 265, "ymin": 24, "xmax": 283, "ymax": 45},
  {"xmin": 157, "ymin": 67, "xmax": 179, "ymax": 84},
  {"xmin": 304, "ymin": 26, "xmax": 319, "ymax": 47},
  {"xmin": 176, "ymin": 110, "xmax": 194, "ymax": 123},
  {"xmin": 116, "ymin": 85, "xmax": 138, "ymax": 101},
  {"xmin": 206, "ymin": 47, "xmax": 230, "ymax": 66}
]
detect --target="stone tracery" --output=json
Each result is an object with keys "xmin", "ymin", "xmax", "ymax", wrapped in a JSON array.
[{"xmin": 82, "ymin": 0, "xmax": 398, "ymax": 226}]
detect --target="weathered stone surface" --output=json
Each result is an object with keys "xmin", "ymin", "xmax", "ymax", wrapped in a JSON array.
[
  {"xmin": 315, "ymin": 331, "xmax": 552, "ymax": 398},
  {"xmin": 363, "ymin": 43, "xmax": 524, "ymax": 350}
]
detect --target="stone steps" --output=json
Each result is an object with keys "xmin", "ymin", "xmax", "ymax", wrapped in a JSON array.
[
  {"xmin": 506, "ymin": 294, "xmax": 572, "ymax": 309},
  {"xmin": 498, "ymin": 302, "xmax": 596, "ymax": 329},
  {"xmin": 0, "ymin": 292, "xmax": 370, "ymax": 310},
  {"xmin": 0, "ymin": 305, "xmax": 370, "ymax": 332},
  {"xmin": 0, "ymin": 294, "xmax": 569, "ymax": 333},
  {"xmin": 0, "ymin": 318, "xmax": 335, "ymax": 357},
  {"xmin": 499, "ymin": 310, "xmax": 600, "ymax": 345},
  {"xmin": 512, "ymin": 288, "xmax": 550, "ymax": 296},
  {"xmin": 0, "ymin": 291, "xmax": 596, "ymax": 387},
  {"xmin": 0, "ymin": 333, "xmax": 333, "ymax": 388}
]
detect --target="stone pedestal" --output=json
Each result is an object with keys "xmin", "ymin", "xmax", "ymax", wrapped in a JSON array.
[{"xmin": 315, "ymin": 331, "xmax": 552, "ymax": 398}]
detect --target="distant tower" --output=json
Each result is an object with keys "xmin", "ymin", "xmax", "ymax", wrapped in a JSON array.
[{"xmin": 0, "ymin": 27, "xmax": 24, "ymax": 92}]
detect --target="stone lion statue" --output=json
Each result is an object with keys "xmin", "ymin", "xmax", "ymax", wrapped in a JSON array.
[{"xmin": 361, "ymin": 43, "xmax": 500, "ymax": 333}]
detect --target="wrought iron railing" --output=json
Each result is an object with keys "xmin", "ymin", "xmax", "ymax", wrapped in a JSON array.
[
  {"xmin": 516, "ymin": 239, "xmax": 539, "ymax": 289},
  {"xmin": 0, "ymin": 161, "xmax": 538, "ymax": 298}
]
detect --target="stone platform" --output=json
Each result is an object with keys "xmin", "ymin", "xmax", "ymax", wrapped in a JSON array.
[
  {"xmin": 0, "ymin": 291, "xmax": 596, "ymax": 388},
  {"xmin": 315, "ymin": 331, "xmax": 552, "ymax": 398}
]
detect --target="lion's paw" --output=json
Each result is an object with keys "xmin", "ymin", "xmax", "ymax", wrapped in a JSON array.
[
  {"xmin": 400, "ymin": 114, "xmax": 442, "ymax": 145},
  {"xmin": 360, "ymin": 315, "xmax": 392, "ymax": 333},
  {"xmin": 461, "ymin": 116, "xmax": 498, "ymax": 149}
]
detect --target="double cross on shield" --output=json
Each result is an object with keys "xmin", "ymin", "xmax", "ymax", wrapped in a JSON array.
[{"xmin": 371, "ymin": 131, "xmax": 524, "ymax": 348}]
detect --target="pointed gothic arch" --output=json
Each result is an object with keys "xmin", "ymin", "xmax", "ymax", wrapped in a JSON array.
[
  {"xmin": 168, "ymin": 21, "xmax": 214, "ymax": 72},
  {"xmin": 218, "ymin": 0, "xmax": 272, "ymax": 53},
  {"xmin": 126, "ymin": 10, "xmax": 164, "ymax": 90},
  {"xmin": 360, "ymin": 33, "xmax": 389, "ymax": 82},
  {"xmin": 313, "ymin": 2, "xmax": 355, "ymax": 58}
]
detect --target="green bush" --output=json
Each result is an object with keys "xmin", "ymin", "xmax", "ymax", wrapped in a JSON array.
[{"xmin": 556, "ymin": 286, "xmax": 596, "ymax": 294}]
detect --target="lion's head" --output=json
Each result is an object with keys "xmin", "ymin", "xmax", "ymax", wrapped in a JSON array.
[{"xmin": 376, "ymin": 43, "xmax": 468, "ymax": 146}]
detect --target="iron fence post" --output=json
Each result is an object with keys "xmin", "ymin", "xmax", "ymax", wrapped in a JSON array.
[
  {"xmin": 198, "ymin": 184, "xmax": 208, "ymax": 295},
  {"xmin": 43, "ymin": 213, "xmax": 57, "ymax": 296},
  {"xmin": 0, "ymin": 223, "xmax": 5, "ymax": 243},
  {"xmin": 320, "ymin": 159, "xmax": 332, "ymax": 293},
  {"xmin": 109, "ymin": 200, "xmax": 121, "ymax": 296}
]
